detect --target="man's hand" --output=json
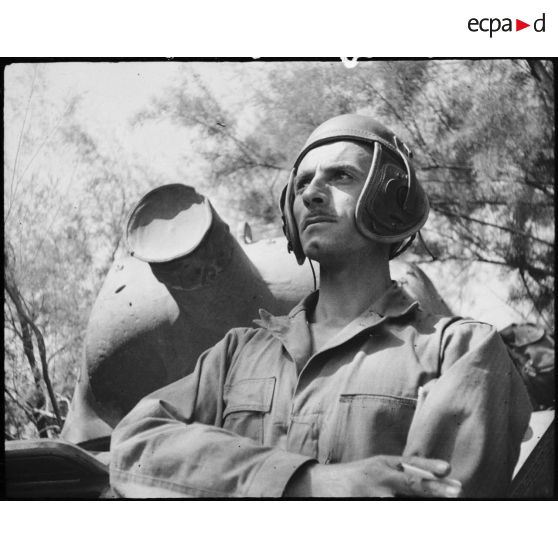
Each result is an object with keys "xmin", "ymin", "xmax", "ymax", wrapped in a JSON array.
[{"xmin": 284, "ymin": 455, "xmax": 462, "ymax": 498}]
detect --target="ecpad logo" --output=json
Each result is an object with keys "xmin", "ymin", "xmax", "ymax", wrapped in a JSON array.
[{"xmin": 468, "ymin": 13, "xmax": 546, "ymax": 37}]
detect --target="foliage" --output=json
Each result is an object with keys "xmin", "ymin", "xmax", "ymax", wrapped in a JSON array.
[
  {"xmin": 4, "ymin": 65, "xmax": 153, "ymax": 439},
  {"xmin": 135, "ymin": 59, "xmax": 554, "ymax": 328}
]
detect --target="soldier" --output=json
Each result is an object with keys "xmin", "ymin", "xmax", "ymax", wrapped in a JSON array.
[{"xmin": 110, "ymin": 114, "xmax": 531, "ymax": 498}]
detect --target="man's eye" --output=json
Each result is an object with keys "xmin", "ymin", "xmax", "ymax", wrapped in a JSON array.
[
  {"xmin": 335, "ymin": 171, "xmax": 353, "ymax": 181},
  {"xmin": 295, "ymin": 178, "xmax": 310, "ymax": 191}
]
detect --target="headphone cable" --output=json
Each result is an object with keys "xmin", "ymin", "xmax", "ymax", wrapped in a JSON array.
[
  {"xmin": 418, "ymin": 230, "xmax": 437, "ymax": 261},
  {"xmin": 308, "ymin": 259, "xmax": 317, "ymax": 291}
]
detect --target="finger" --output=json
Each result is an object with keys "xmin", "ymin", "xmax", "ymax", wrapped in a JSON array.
[
  {"xmin": 399, "ymin": 463, "xmax": 461, "ymax": 487},
  {"xmin": 400, "ymin": 456, "xmax": 452, "ymax": 477},
  {"xmin": 392, "ymin": 470, "xmax": 462, "ymax": 498},
  {"xmin": 421, "ymin": 479, "xmax": 463, "ymax": 498}
]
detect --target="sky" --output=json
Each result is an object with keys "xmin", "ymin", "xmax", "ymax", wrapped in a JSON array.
[{"xmin": 4, "ymin": 61, "xmax": 271, "ymax": 187}]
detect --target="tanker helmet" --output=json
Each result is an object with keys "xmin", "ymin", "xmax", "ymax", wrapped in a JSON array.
[{"xmin": 280, "ymin": 114, "xmax": 430, "ymax": 264}]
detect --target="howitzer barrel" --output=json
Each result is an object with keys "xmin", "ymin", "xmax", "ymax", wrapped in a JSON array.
[{"xmin": 62, "ymin": 184, "xmax": 277, "ymax": 443}]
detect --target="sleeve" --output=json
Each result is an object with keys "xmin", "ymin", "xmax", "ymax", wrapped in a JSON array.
[
  {"xmin": 109, "ymin": 329, "xmax": 314, "ymax": 498},
  {"xmin": 402, "ymin": 320, "xmax": 532, "ymax": 498}
]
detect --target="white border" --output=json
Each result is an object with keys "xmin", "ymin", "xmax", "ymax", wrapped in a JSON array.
[{"xmin": 0, "ymin": 1, "xmax": 555, "ymax": 56}]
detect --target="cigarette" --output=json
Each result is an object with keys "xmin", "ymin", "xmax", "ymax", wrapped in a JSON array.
[{"xmin": 400, "ymin": 463, "xmax": 438, "ymax": 480}]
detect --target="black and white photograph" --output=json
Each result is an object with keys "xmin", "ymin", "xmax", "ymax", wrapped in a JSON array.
[{"xmin": 3, "ymin": 59, "xmax": 555, "ymax": 501}]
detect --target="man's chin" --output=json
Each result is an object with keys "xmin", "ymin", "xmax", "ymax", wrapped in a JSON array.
[
  {"xmin": 301, "ymin": 241, "xmax": 338, "ymax": 263},
  {"xmin": 302, "ymin": 239, "xmax": 376, "ymax": 265}
]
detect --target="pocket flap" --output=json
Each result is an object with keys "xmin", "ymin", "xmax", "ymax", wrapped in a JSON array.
[{"xmin": 223, "ymin": 377, "xmax": 276, "ymax": 416}]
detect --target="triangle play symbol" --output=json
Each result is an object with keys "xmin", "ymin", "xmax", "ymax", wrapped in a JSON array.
[{"xmin": 516, "ymin": 19, "xmax": 530, "ymax": 31}]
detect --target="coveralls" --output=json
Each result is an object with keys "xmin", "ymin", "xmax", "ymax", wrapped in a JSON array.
[{"xmin": 110, "ymin": 283, "xmax": 532, "ymax": 497}]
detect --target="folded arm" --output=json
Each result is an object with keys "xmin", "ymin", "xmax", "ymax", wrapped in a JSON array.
[
  {"xmin": 403, "ymin": 320, "xmax": 532, "ymax": 497},
  {"xmin": 110, "ymin": 330, "xmax": 314, "ymax": 498}
]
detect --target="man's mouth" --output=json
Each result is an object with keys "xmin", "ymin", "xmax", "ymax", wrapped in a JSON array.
[{"xmin": 302, "ymin": 215, "xmax": 337, "ymax": 231}]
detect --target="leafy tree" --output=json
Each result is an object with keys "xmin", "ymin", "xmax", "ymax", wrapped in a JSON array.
[
  {"xmin": 134, "ymin": 60, "xmax": 554, "ymax": 329},
  {"xmin": 4, "ymin": 65, "xmax": 154, "ymax": 438}
]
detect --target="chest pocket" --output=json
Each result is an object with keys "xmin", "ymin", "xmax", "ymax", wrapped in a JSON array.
[
  {"xmin": 222, "ymin": 377, "xmax": 276, "ymax": 445},
  {"xmin": 328, "ymin": 393, "xmax": 417, "ymax": 463}
]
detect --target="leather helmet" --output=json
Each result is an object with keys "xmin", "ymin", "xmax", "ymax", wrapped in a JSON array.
[{"xmin": 280, "ymin": 114, "xmax": 430, "ymax": 264}]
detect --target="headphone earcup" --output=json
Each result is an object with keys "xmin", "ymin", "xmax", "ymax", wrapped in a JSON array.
[
  {"xmin": 384, "ymin": 176, "xmax": 410, "ymax": 227},
  {"xmin": 355, "ymin": 146, "xmax": 429, "ymax": 243}
]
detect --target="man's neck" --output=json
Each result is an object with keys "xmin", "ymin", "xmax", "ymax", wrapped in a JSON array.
[{"xmin": 310, "ymin": 249, "xmax": 392, "ymax": 328}]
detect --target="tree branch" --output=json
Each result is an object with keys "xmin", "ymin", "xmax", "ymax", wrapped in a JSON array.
[
  {"xmin": 526, "ymin": 60, "xmax": 554, "ymax": 107},
  {"xmin": 420, "ymin": 164, "xmax": 472, "ymax": 171},
  {"xmin": 4, "ymin": 269, "xmax": 62, "ymax": 427},
  {"xmin": 46, "ymin": 334, "xmax": 83, "ymax": 365},
  {"xmin": 5, "ymin": 386, "xmax": 38, "ymax": 425},
  {"xmin": 518, "ymin": 269, "xmax": 552, "ymax": 330},
  {"xmin": 523, "ymin": 176, "xmax": 554, "ymax": 198},
  {"xmin": 355, "ymin": 75, "xmax": 437, "ymax": 164},
  {"xmin": 433, "ymin": 206, "xmax": 554, "ymax": 247},
  {"xmin": 5, "ymin": 66, "xmax": 38, "ymax": 226}
]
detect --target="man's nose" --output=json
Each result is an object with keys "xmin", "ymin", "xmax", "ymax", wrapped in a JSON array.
[{"xmin": 301, "ymin": 176, "xmax": 328, "ymax": 207}]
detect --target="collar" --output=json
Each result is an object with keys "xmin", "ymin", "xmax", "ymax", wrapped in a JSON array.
[{"xmin": 254, "ymin": 282, "xmax": 420, "ymax": 369}]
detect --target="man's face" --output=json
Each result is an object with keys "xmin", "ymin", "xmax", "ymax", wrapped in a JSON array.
[{"xmin": 292, "ymin": 141, "xmax": 376, "ymax": 262}]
